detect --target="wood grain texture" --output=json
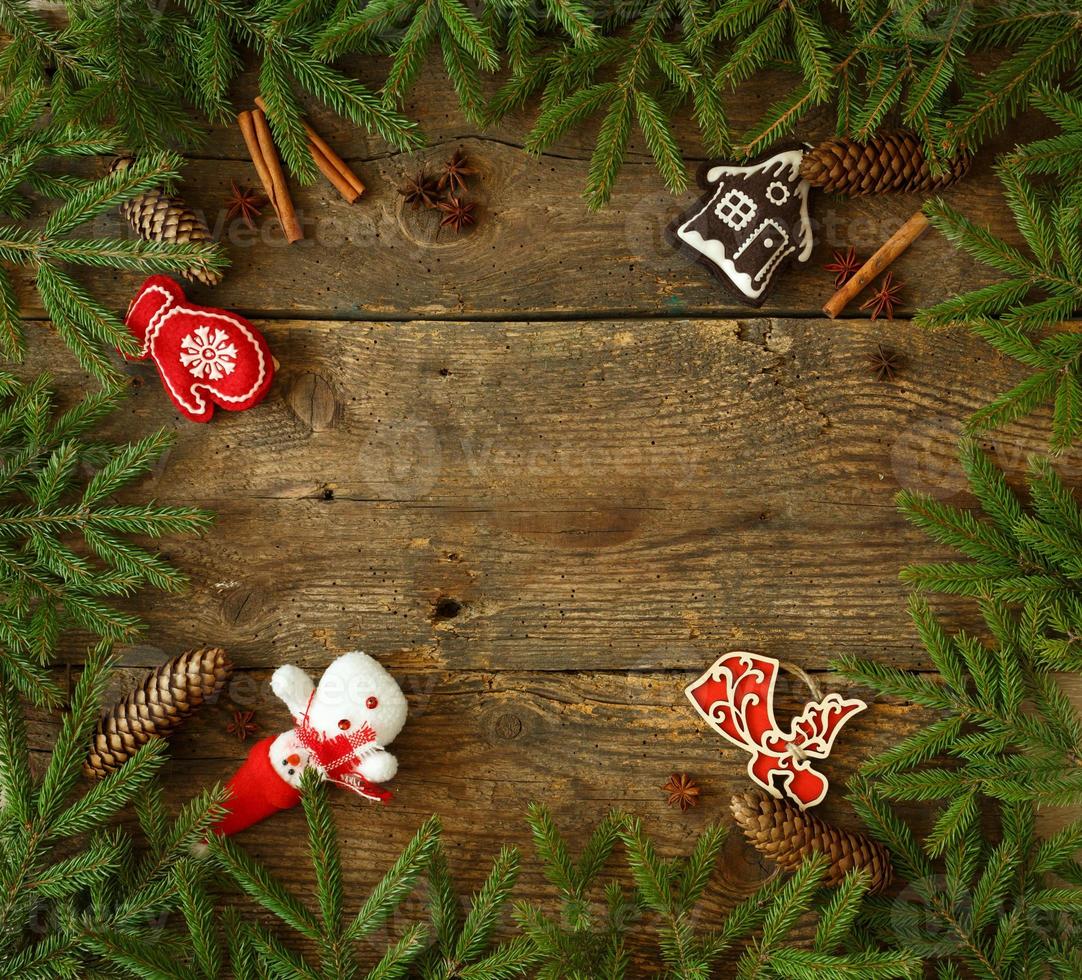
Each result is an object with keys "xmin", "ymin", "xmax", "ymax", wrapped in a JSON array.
[
  {"xmin": 29, "ymin": 660, "xmax": 1079, "ymax": 972},
  {"xmin": 21, "ymin": 313, "xmax": 1068, "ymax": 673},
  {"xmin": 16, "ymin": 145, "xmax": 1016, "ymax": 321},
  {"xmin": 16, "ymin": 57, "xmax": 1081, "ymax": 969},
  {"xmin": 29, "ymin": 661, "xmax": 938, "ymax": 972},
  {"xmin": 14, "ymin": 64, "xmax": 1050, "ymax": 321}
]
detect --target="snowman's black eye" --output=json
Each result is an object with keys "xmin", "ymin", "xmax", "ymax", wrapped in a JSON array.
[{"xmin": 366, "ymin": 696, "xmax": 379, "ymax": 709}]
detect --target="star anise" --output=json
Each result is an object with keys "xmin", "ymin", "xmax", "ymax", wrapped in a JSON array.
[
  {"xmin": 824, "ymin": 246, "xmax": 862, "ymax": 287},
  {"xmin": 868, "ymin": 344, "xmax": 904, "ymax": 382},
  {"xmin": 224, "ymin": 182, "xmax": 267, "ymax": 228},
  {"xmin": 860, "ymin": 271, "xmax": 905, "ymax": 321},
  {"xmin": 226, "ymin": 709, "xmax": 258, "ymax": 742},
  {"xmin": 398, "ymin": 170, "xmax": 441, "ymax": 209},
  {"xmin": 663, "ymin": 772, "xmax": 701, "ymax": 811},
  {"xmin": 437, "ymin": 196, "xmax": 477, "ymax": 233},
  {"xmin": 438, "ymin": 150, "xmax": 478, "ymax": 194}
]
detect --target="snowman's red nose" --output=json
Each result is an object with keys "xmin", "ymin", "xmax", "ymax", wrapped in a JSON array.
[
  {"xmin": 338, "ymin": 719, "xmax": 351, "ymax": 730},
  {"xmin": 366, "ymin": 696, "xmax": 379, "ymax": 709}
]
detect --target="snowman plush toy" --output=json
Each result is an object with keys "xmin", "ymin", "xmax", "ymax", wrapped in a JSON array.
[{"xmin": 213, "ymin": 652, "xmax": 407, "ymax": 836}]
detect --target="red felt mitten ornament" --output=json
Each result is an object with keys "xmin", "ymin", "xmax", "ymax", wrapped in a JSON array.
[
  {"xmin": 212, "ymin": 652, "xmax": 407, "ymax": 837},
  {"xmin": 124, "ymin": 275, "xmax": 274, "ymax": 422},
  {"xmin": 685, "ymin": 652, "xmax": 866, "ymax": 810}
]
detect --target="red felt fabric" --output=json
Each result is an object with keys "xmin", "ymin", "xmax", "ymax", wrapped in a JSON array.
[
  {"xmin": 124, "ymin": 275, "xmax": 274, "ymax": 423},
  {"xmin": 213, "ymin": 736, "xmax": 301, "ymax": 837}
]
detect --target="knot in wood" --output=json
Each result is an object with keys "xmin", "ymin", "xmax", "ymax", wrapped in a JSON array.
[
  {"xmin": 492, "ymin": 712, "xmax": 523, "ymax": 740},
  {"xmin": 288, "ymin": 372, "xmax": 337, "ymax": 431},
  {"xmin": 222, "ymin": 588, "xmax": 262, "ymax": 627}
]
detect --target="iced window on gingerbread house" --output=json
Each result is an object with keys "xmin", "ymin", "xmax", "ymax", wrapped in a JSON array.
[{"xmin": 714, "ymin": 187, "xmax": 757, "ymax": 230}]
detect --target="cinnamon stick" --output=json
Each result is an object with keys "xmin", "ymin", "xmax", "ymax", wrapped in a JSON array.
[
  {"xmin": 237, "ymin": 111, "xmax": 278, "ymax": 215},
  {"xmin": 823, "ymin": 211, "xmax": 930, "ymax": 319},
  {"xmin": 255, "ymin": 96, "xmax": 364, "ymax": 203},
  {"xmin": 310, "ymin": 141, "xmax": 362, "ymax": 204},
  {"xmin": 252, "ymin": 109, "xmax": 304, "ymax": 244},
  {"xmin": 302, "ymin": 127, "xmax": 365, "ymax": 200}
]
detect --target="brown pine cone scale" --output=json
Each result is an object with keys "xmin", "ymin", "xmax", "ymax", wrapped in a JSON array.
[
  {"xmin": 113, "ymin": 156, "xmax": 222, "ymax": 287},
  {"xmin": 800, "ymin": 132, "xmax": 970, "ymax": 197},
  {"xmin": 731, "ymin": 790, "xmax": 894, "ymax": 893},
  {"xmin": 84, "ymin": 647, "xmax": 232, "ymax": 778}
]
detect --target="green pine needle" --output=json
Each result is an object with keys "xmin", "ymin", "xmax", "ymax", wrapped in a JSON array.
[
  {"xmin": 918, "ymin": 162, "xmax": 1082, "ymax": 451},
  {"xmin": 0, "ymin": 377, "xmax": 211, "ymax": 697}
]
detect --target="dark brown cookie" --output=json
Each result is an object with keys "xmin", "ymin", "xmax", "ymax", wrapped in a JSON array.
[{"xmin": 668, "ymin": 145, "xmax": 814, "ymax": 307}]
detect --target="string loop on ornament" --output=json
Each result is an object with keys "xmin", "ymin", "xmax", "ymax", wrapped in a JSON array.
[
  {"xmin": 777, "ymin": 660, "xmax": 822, "ymax": 701},
  {"xmin": 786, "ymin": 742, "xmax": 810, "ymax": 763}
]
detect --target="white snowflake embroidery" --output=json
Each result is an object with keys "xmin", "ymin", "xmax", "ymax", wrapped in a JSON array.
[{"xmin": 179, "ymin": 324, "xmax": 239, "ymax": 381}]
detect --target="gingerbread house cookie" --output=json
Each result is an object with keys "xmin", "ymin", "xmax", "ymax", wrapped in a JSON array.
[{"xmin": 670, "ymin": 146, "xmax": 814, "ymax": 307}]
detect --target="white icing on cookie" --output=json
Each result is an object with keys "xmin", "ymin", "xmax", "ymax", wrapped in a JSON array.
[{"xmin": 675, "ymin": 148, "xmax": 814, "ymax": 302}]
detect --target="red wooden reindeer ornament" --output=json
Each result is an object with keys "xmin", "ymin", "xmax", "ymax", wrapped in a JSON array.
[
  {"xmin": 685, "ymin": 652, "xmax": 866, "ymax": 810},
  {"xmin": 124, "ymin": 275, "xmax": 274, "ymax": 422}
]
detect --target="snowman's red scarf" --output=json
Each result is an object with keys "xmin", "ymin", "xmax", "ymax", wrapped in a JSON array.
[{"xmin": 295, "ymin": 693, "xmax": 392, "ymax": 803}]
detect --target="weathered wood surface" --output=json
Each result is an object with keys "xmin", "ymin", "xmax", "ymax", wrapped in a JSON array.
[
  {"xmin": 22, "ymin": 303, "xmax": 1079, "ymax": 967},
  {"xmin": 16, "ymin": 58, "xmax": 1082, "ymax": 973},
  {"xmin": 21, "ymin": 315, "xmax": 1069, "ymax": 673},
  {"xmin": 35, "ymin": 662, "xmax": 934, "ymax": 839},
  {"xmin": 28, "ymin": 660, "xmax": 1081, "ymax": 972},
  {"xmin": 33, "ymin": 663, "xmax": 918, "ymax": 972},
  {"xmin": 23, "ymin": 147, "xmax": 1018, "ymax": 320},
  {"xmin": 16, "ymin": 63, "xmax": 1051, "ymax": 321}
]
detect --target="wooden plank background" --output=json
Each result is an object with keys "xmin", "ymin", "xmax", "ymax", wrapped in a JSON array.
[{"xmin": 23, "ymin": 61, "xmax": 1082, "ymax": 973}]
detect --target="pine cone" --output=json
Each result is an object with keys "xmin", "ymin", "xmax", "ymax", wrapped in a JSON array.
[
  {"xmin": 112, "ymin": 156, "xmax": 222, "ymax": 286},
  {"xmin": 799, "ymin": 132, "xmax": 970, "ymax": 196},
  {"xmin": 84, "ymin": 647, "xmax": 232, "ymax": 778},
  {"xmin": 731, "ymin": 791, "xmax": 894, "ymax": 893}
]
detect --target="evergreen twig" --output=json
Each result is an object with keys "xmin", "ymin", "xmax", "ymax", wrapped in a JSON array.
[
  {"xmin": 0, "ymin": 94, "xmax": 226, "ymax": 384},
  {"xmin": 836, "ymin": 444, "xmax": 1082, "ymax": 977},
  {"xmin": 4, "ymin": 1, "xmax": 1076, "ymax": 207},
  {"xmin": 916, "ymin": 99, "xmax": 1082, "ymax": 452},
  {"xmin": 0, "ymin": 374, "xmax": 211, "ymax": 707}
]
